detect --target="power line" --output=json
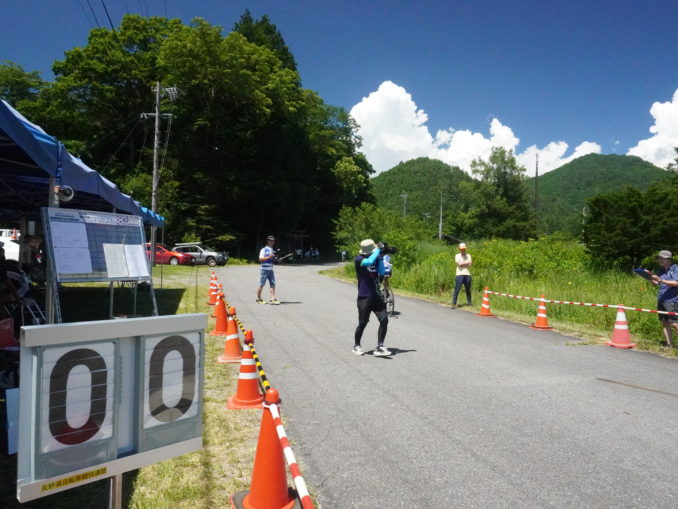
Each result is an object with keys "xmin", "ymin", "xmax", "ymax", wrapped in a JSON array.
[
  {"xmin": 85, "ymin": 0, "xmax": 101, "ymax": 28},
  {"xmin": 76, "ymin": 0, "xmax": 95, "ymax": 27},
  {"xmin": 100, "ymin": 0, "xmax": 116, "ymax": 31}
]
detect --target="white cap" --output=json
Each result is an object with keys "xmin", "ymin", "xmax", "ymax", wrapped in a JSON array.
[{"xmin": 459, "ymin": 243, "xmax": 467, "ymax": 249}]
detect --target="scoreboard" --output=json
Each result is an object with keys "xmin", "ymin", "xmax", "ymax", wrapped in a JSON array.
[{"xmin": 17, "ymin": 314, "xmax": 206, "ymax": 502}]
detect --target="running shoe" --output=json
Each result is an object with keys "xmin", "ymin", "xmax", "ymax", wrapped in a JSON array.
[
  {"xmin": 352, "ymin": 345, "xmax": 364, "ymax": 355},
  {"xmin": 255, "ymin": 298, "xmax": 265, "ymax": 304},
  {"xmin": 373, "ymin": 346, "xmax": 392, "ymax": 356},
  {"xmin": 269, "ymin": 299, "xmax": 281, "ymax": 305}
]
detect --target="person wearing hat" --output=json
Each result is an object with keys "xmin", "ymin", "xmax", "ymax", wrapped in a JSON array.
[
  {"xmin": 353, "ymin": 239, "xmax": 391, "ymax": 356},
  {"xmin": 651, "ymin": 250, "xmax": 678, "ymax": 347},
  {"xmin": 452, "ymin": 242, "xmax": 473, "ymax": 308},
  {"xmin": 256, "ymin": 235, "xmax": 280, "ymax": 305}
]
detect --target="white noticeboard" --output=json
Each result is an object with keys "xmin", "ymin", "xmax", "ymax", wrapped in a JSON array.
[
  {"xmin": 17, "ymin": 314, "xmax": 207, "ymax": 502},
  {"xmin": 43, "ymin": 208, "xmax": 150, "ymax": 283}
]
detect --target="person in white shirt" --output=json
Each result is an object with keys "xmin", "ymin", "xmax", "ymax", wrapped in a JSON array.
[
  {"xmin": 452, "ymin": 242, "xmax": 472, "ymax": 308},
  {"xmin": 256, "ymin": 235, "xmax": 280, "ymax": 305}
]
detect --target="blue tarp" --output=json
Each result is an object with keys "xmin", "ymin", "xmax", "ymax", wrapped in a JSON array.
[{"xmin": 0, "ymin": 100, "xmax": 164, "ymax": 227}]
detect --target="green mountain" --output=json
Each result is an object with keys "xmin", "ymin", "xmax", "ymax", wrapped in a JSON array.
[
  {"xmin": 371, "ymin": 157, "xmax": 472, "ymax": 221},
  {"xmin": 526, "ymin": 154, "xmax": 669, "ymax": 234}
]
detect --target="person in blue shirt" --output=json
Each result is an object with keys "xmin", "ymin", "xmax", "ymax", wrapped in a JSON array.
[
  {"xmin": 651, "ymin": 250, "xmax": 678, "ymax": 347},
  {"xmin": 353, "ymin": 239, "xmax": 391, "ymax": 356},
  {"xmin": 256, "ymin": 235, "xmax": 280, "ymax": 305}
]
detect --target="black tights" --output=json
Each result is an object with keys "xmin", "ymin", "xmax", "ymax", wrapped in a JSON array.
[{"xmin": 355, "ymin": 297, "xmax": 389, "ymax": 346}]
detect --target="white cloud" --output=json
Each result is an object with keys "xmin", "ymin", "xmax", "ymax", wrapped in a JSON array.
[
  {"xmin": 350, "ymin": 81, "xmax": 602, "ymax": 175},
  {"xmin": 627, "ymin": 89, "xmax": 678, "ymax": 168}
]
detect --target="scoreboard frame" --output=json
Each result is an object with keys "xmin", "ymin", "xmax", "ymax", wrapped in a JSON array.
[{"xmin": 17, "ymin": 313, "xmax": 207, "ymax": 502}]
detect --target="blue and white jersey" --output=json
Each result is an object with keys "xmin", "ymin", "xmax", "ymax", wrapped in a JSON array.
[
  {"xmin": 259, "ymin": 246, "xmax": 274, "ymax": 270},
  {"xmin": 383, "ymin": 254, "xmax": 392, "ymax": 275}
]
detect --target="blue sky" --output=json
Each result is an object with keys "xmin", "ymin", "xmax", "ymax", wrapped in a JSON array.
[{"xmin": 3, "ymin": 1, "xmax": 678, "ymax": 174}]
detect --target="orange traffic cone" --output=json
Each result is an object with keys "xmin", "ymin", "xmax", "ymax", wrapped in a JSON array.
[
  {"xmin": 606, "ymin": 306, "xmax": 636, "ymax": 349},
  {"xmin": 227, "ymin": 342, "xmax": 264, "ymax": 409},
  {"xmin": 207, "ymin": 273, "xmax": 218, "ymax": 305},
  {"xmin": 530, "ymin": 295, "xmax": 553, "ymax": 330},
  {"xmin": 211, "ymin": 285, "xmax": 224, "ymax": 318},
  {"xmin": 210, "ymin": 294, "xmax": 230, "ymax": 336},
  {"xmin": 217, "ymin": 307, "xmax": 242, "ymax": 363},
  {"xmin": 230, "ymin": 388, "xmax": 300, "ymax": 509},
  {"xmin": 476, "ymin": 287, "xmax": 496, "ymax": 317}
]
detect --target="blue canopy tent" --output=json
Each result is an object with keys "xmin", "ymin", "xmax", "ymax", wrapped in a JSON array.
[{"xmin": 0, "ymin": 100, "xmax": 164, "ymax": 226}]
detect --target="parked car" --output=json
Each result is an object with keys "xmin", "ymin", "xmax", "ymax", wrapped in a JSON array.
[
  {"xmin": 171, "ymin": 242, "xmax": 228, "ymax": 267},
  {"xmin": 145, "ymin": 243, "xmax": 195, "ymax": 265}
]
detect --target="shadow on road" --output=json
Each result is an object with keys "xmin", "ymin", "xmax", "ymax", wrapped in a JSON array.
[{"xmin": 369, "ymin": 347, "xmax": 416, "ymax": 358}]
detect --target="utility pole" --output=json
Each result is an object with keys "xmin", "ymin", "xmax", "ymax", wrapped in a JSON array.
[
  {"xmin": 141, "ymin": 82, "xmax": 175, "ymax": 266},
  {"xmin": 534, "ymin": 153, "xmax": 539, "ymax": 235},
  {"xmin": 151, "ymin": 82, "xmax": 160, "ymax": 266},
  {"xmin": 400, "ymin": 193, "xmax": 408, "ymax": 217},
  {"xmin": 438, "ymin": 188, "xmax": 443, "ymax": 239}
]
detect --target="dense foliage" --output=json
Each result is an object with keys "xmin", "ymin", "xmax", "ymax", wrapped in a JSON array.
[
  {"xmin": 0, "ymin": 13, "xmax": 372, "ymax": 255},
  {"xmin": 450, "ymin": 147, "xmax": 535, "ymax": 240},
  {"xmin": 584, "ymin": 173, "xmax": 678, "ymax": 268},
  {"xmin": 525, "ymin": 153, "xmax": 667, "ymax": 234}
]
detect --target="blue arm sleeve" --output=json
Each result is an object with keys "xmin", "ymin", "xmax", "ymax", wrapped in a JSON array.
[{"xmin": 360, "ymin": 248, "xmax": 381, "ymax": 267}]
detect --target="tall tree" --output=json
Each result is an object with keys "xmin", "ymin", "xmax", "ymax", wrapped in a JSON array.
[
  {"xmin": 12, "ymin": 14, "xmax": 368, "ymax": 253},
  {"xmin": 0, "ymin": 61, "xmax": 45, "ymax": 106},
  {"xmin": 584, "ymin": 174, "xmax": 678, "ymax": 268},
  {"xmin": 452, "ymin": 147, "xmax": 535, "ymax": 240},
  {"xmin": 668, "ymin": 148, "xmax": 678, "ymax": 172},
  {"xmin": 233, "ymin": 10, "xmax": 297, "ymax": 72}
]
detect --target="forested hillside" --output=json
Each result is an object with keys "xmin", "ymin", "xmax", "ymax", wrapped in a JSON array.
[
  {"xmin": 525, "ymin": 154, "xmax": 668, "ymax": 234},
  {"xmin": 371, "ymin": 157, "xmax": 471, "ymax": 222}
]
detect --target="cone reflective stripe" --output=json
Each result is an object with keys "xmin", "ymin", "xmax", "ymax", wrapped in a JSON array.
[
  {"xmin": 530, "ymin": 294, "xmax": 553, "ymax": 330},
  {"xmin": 208, "ymin": 276, "xmax": 218, "ymax": 306},
  {"xmin": 212, "ymin": 284, "xmax": 224, "ymax": 318},
  {"xmin": 210, "ymin": 294, "xmax": 230, "ymax": 336},
  {"xmin": 227, "ymin": 343, "xmax": 264, "ymax": 409},
  {"xmin": 230, "ymin": 388, "xmax": 300, "ymax": 509},
  {"xmin": 476, "ymin": 287, "xmax": 496, "ymax": 317},
  {"xmin": 218, "ymin": 306, "xmax": 242, "ymax": 363},
  {"xmin": 606, "ymin": 306, "xmax": 637, "ymax": 349}
]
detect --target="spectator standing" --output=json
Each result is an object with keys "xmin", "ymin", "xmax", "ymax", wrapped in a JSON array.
[
  {"xmin": 452, "ymin": 242, "xmax": 472, "ymax": 308},
  {"xmin": 256, "ymin": 235, "xmax": 280, "ymax": 305},
  {"xmin": 651, "ymin": 250, "xmax": 678, "ymax": 347},
  {"xmin": 0, "ymin": 242, "xmax": 21, "ymax": 310},
  {"xmin": 353, "ymin": 239, "xmax": 391, "ymax": 356}
]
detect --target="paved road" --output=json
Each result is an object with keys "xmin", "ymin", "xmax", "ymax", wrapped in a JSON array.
[{"xmin": 216, "ymin": 263, "xmax": 678, "ymax": 508}]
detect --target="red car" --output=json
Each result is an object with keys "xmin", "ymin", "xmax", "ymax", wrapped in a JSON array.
[{"xmin": 145, "ymin": 243, "xmax": 195, "ymax": 265}]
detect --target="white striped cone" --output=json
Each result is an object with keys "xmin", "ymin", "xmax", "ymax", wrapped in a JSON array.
[
  {"xmin": 226, "ymin": 343, "xmax": 264, "ymax": 409},
  {"xmin": 530, "ymin": 295, "xmax": 553, "ymax": 330},
  {"xmin": 476, "ymin": 288, "xmax": 495, "ymax": 317},
  {"xmin": 606, "ymin": 306, "xmax": 636, "ymax": 348},
  {"xmin": 217, "ymin": 312, "xmax": 241, "ymax": 362}
]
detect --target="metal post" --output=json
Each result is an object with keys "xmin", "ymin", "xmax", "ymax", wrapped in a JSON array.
[
  {"xmin": 108, "ymin": 474, "xmax": 123, "ymax": 509},
  {"xmin": 400, "ymin": 193, "xmax": 408, "ymax": 217},
  {"xmin": 534, "ymin": 153, "xmax": 539, "ymax": 234},
  {"xmin": 438, "ymin": 188, "xmax": 443, "ymax": 239},
  {"xmin": 149, "ymin": 81, "xmax": 160, "ymax": 267}
]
